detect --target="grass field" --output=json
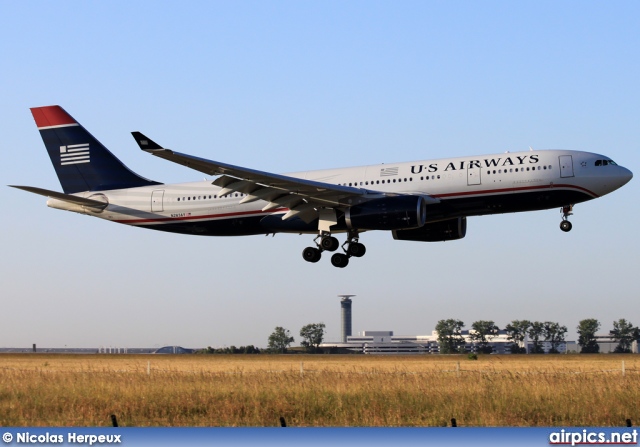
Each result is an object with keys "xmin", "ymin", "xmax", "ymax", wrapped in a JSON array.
[{"xmin": 1, "ymin": 354, "xmax": 638, "ymax": 427}]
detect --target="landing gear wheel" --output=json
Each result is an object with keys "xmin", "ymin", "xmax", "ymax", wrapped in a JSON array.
[
  {"xmin": 302, "ymin": 247, "xmax": 322, "ymax": 263},
  {"xmin": 331, "ymin": 253, "xmax": 350, "ymax": 268},
  {"xmin": 320, "ymin": 236, "xmax": 340, "ymax": 252},
  {"xmin": 347, "ymin": 242, "xmax": 366, "ymax": 258},
  {"xmin": 560, "ymin": 220, "xmax": 572, "ymax": 232}
]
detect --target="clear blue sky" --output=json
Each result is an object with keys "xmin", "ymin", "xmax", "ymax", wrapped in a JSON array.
[{"xmin": 1, "ymin": 1, "xmax": 638, "ymax": 349}]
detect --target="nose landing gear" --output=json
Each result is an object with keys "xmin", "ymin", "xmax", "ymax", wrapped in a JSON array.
[{"xmin": 560, "ymin": 205, "xmax": 573, "ymax": 232}]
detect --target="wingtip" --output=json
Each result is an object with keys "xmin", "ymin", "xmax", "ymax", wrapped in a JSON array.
[{"xmin": 131, "ymin": 131, "xmax": 164, "ymax": 151}]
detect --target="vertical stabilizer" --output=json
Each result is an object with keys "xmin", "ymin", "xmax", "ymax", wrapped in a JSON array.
[{"xmin": 31, "ymin": 106, "xmax": 160, "ymax": 194}]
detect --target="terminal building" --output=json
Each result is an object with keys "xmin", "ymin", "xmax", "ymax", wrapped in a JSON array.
[
  {"xmin": 320, "ymin": 330, "xmax": 579, "ymax": 354},
  {"xmin": 319, "ymin": 294, "xmax": 638, "ymax": 355}
]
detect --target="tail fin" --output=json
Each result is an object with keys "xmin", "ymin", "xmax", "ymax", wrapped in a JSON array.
[{"xmin": 30, "ymin": 106, "xmax": 161, "ymax": 194}]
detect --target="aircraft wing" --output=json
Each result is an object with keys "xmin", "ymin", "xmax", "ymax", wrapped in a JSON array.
[{"xmin": 132, "ymin": 132, "xmax": 432, "ymax": 222}]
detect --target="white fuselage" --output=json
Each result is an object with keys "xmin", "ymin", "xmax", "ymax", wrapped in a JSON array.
[{"xmin": 47, "ymin": 149, "xmax": 632, "ymax": 236}]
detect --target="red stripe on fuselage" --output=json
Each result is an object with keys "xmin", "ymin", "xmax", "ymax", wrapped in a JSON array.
[
  {"xmin": 433, "ymin": 183, "xmax": 598, "ymax": 199},
  {"xmin": 113, "ymin": 184, "xmax": 595, "ymax": 226},
  {"xmin": 114, "ymin": 207, "xmax": 289, "ymax": 225},
  {"xmin": 30, "ymin": 105, "xmax": 77, "ymax": 128}
]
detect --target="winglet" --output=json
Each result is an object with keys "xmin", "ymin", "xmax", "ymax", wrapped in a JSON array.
[{"xmin": 131, "ymin": 132, "xmax": 164, "ymax": 151}]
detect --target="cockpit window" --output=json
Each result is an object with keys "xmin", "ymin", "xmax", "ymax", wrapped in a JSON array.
[
  {"xmin": 595, "ymin": 159, "xmax": 617, "ymax": 166},
  {"xmin": 608, "ymin": 160, "xmax": 617, "ymax": 165},
  {"xmin": 595, "ymin": 160, "xmax": 602, "ymax": 166}
]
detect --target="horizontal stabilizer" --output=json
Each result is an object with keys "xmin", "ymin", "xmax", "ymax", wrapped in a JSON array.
[{"xmin": 9, "ymin": 185, "xmax": 108, "ymax": 209}]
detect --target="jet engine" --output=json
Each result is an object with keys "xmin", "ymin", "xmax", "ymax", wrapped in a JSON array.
[
  {"xmin": 345, "ymin": 196, "xmax": 427, "ymax": 231},
  {"xmin": 392, "ymin": 217, "xmax": 467, "ymax": 242}
]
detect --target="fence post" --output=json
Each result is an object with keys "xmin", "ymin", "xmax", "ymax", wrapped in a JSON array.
[
  {"xmin": 280, "ymin": 417, "xmax": 287, "ymax": 427},
  {"xmin": 300, "ymin": 362, "xmax": 304, "ymax": 378},
  {"xmin": 622, "ymin": 360, "xmax": 625, "ymax": 377},
  {"xmin": 147, "ymin": 361, "xmax": 150, "ymax": 376},
  {"xmin": 451, "ymin": 418, "xmax": 457, "ymax": 427},
  {"xmin": 456, "ymin": 362, "xmax": 460, "ymax": 378},
  {"xmin": 110, "ymin": 414, "xmax": 118, "ymax": 427},
  {"xmin": 626, "ymin": 419, "xmax": 632, "ymax": 427}
]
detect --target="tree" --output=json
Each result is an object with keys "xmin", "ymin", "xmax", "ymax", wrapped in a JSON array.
[
  {"xmin": 543, "ymin": 321, "xmax": 568, "ymax": 353},
  {"xmin": 436, "ymin": 319, "xmax": 465, "ymax": 354},
  {"xmin": 300, "ymin": 323, "xmax": 326, "ymax": 353},
  {"xmin": 610, "ymin": 319, "xmax": 639, "ymax": 353},
  {"xmin": 505, "ymin": 320, "xmax": 531, "ymax": 354},
  {"xmin": 268, "ymin": 326, "xmax": 294, "ymax": 353},
  {"xmin": 469, "ymin": 320, "xmax": 500, "ymax": 354},
  {"xmin": 242, "ymin": 345, "xmax": 260, "ymax": 354},
  {"xmin": 577, "ymin": 319, "xmax": 600, "ymax": 353},
  {"xmin": 527, "ymin": 321, "xmax": 545, "ymax": 354}
]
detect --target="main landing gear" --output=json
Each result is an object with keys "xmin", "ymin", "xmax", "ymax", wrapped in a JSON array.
[
  {"xmin": 560, "ymin": 205, "xmax": 573, "ymax": 232},
  {"xmin": 302, "ymin": 230, "xmax": 366, "ymax": 268}
]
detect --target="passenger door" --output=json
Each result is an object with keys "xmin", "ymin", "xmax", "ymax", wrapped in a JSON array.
[
  {"xmin": 151, "ymin": 190, "xmax": 164, "ymax": 212},
  {"xmin": 559, "ymin": 155, "xmax": 574, "ymax": 178}
]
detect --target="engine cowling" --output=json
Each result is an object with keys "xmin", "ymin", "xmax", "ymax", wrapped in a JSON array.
[
  {"xmin": 345, "ymin": 196, "xmax": 427, "ymax": 231},
  {"xmin": 392, "ymin": 217, "xmax": 467, "ymax": 242}
]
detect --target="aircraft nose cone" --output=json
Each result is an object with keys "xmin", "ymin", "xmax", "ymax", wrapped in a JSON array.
[{"xmin": 621, "ymin": 167, "xmax": 633, "ymax": 185}]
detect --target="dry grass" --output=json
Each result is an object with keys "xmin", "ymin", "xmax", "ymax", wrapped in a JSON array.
[{"xmin": 1, "ymin": 354, "xmax": 638, "ymax": 427}]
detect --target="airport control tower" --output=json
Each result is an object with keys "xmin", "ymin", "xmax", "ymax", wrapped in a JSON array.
[{"xmin": 339, "ymin": 295, "xmax": 356, "ymax": 342}]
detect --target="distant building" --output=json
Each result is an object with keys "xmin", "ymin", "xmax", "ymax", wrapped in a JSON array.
[
  {"xmin": 153, "ymin": 346, "xmax": 194, "ymax": 354},
  {"xmin": 321, "ymin": 330, "xmax": 578, "ymax": 354}
]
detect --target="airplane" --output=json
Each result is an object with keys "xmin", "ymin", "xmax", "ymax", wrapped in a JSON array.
[{"xmin": 11, "ymin": 105, "xmax": 633, "ymax": 268}]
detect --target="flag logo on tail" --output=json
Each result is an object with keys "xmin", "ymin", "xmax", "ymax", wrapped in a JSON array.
[{"xmin": 60, "ymin": 143, "xmax": 90, "ymax": 165}]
